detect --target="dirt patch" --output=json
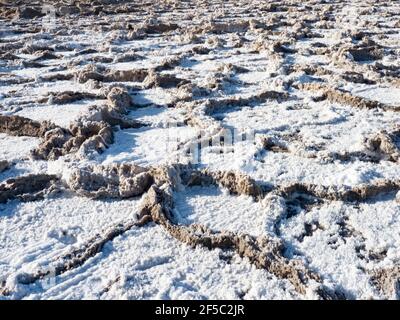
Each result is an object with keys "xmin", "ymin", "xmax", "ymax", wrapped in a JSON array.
[{"xmin": 335, "ymin": 45, "xmax": 383, "ymax": 63}]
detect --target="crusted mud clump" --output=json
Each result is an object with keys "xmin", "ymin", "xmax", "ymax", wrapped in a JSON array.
[
  {"xmin": 0, "ymin": 174, "xmax": 59, "ymax": 203},
  {"xmin": 185, "ymin": 169, "xmax": 264, "ymax": 199},
  {"xmin": 202, "ymin": 90, "xmax": 289, "ymax": 115},
  {"xmin": 70, "ymin": 121, "xmax": 114, "ymax": 159},
  {"xmin": 143, "ymin": 70, "xmax": 189, "ymax": 89},
  {"xmin": 333, "ymin": 45, "xmax": 384, "ymax": 64},
  {"xmin": 370, "ymin": 267, "xmax": 400, "ymax": 299},
  {"xmin": 31, "ymin": 85, "xmax": 145, "ymax": 160},
  {"xmin": 49, "ymin": 91, "xmax": 102, "ymax": 105},
  {"xmin": 0, "ymin": 115, "xmax": 55, "ymax": 137},
  {"xmin": 364, "ymin": 128, "xmax": 400, "ymax": 162},
  {"xmin": 76, "ymin": 65, "xmax": 149, "ymax": 84},
  {"xmin": 260, "ymin": 135, "xmax": 290, "ymax": 153},
  {"xmin": 106, "ymin": 87, "xmax": 133, "ymax": 113},
  {"xmin": 105, "ymin": 68, "xmax": 149, "ymax": 83},
  {"xmin": 31, "ymin": 121, "xmax": 113, "ymax": 160},
  {"xmin": 324, "ymin": 89, "xmax": 387, "ymax": 110},
  {"xmin": 86, "ymin": 105, "xmax": 144, "ymax": 130},
  {"xmin": 67, "ymin": 163, "xmax": 153, "ymax": 199},
  {"xmin": 211, "ymin": 170, "xmax": 264, "ymax": 199},
  {"xmin": 76, "ymin": 64, "xmax": 105, "ymax": 83}
]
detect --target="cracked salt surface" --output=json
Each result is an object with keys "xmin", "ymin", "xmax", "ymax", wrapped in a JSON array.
[{"xmin": 0, "ymin": 0, "xmax": 400, "ymax": 300}]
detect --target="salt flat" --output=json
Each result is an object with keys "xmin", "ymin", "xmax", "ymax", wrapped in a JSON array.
[{"xmin": 0, "ymin": 0, "xmax": 399, "ymax": 300}]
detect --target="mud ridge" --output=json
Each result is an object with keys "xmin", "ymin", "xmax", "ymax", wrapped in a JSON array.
[
  {"xmin": 278, "ymin": 180, "xmax": 400, "ymax": 203},
  {"xmin": 297, "ymin": 83, "xmax": 400, "ymax": 112},
  {"xmin": 67, "ymin": 163, "xmax": 154, "ymax": 199},
  {"xmin": 185, "ymin": 169, "xmax": 265, "ymax": 200},
  {"xmin": 31, "ymin": 86, "xmax": 146, "ymax": 160},
  {"xmin": 0, "ymin": 115, "xmax": 55, "ymax": 138},
  {"xmin": 0, "ymin": 174, "xmax": 59, "ymax": 204}
]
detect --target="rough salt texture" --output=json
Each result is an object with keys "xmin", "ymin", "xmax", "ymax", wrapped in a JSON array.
[{"xmin": 0, "ymin": 0, "xmax": 400, "ymax": 300}]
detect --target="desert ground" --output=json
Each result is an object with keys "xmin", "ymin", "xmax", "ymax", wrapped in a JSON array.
[{"xmin": 0, "ymin": 0, "xmax": 400, "ymax": 299}]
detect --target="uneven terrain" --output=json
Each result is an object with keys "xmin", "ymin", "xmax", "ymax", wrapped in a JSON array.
[{"xmin": 0, "ymin": 0, "xmax": 400, "ymax": 299}]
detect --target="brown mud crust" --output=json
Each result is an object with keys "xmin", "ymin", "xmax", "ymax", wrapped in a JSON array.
[
  {"xmin": 0, "ymin": 174, "xmax": 59, "ymax": 204},
  {"xmin": 363, "ymin": 127, "xmax": 400, "ymax": 163},
  {"xmin": 0, "ymin": 115, "xmax": 55, "ymax": 137},
  {"xmin": 296, "ymin": 83, "xmax": 400, "ymax": 112}
]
